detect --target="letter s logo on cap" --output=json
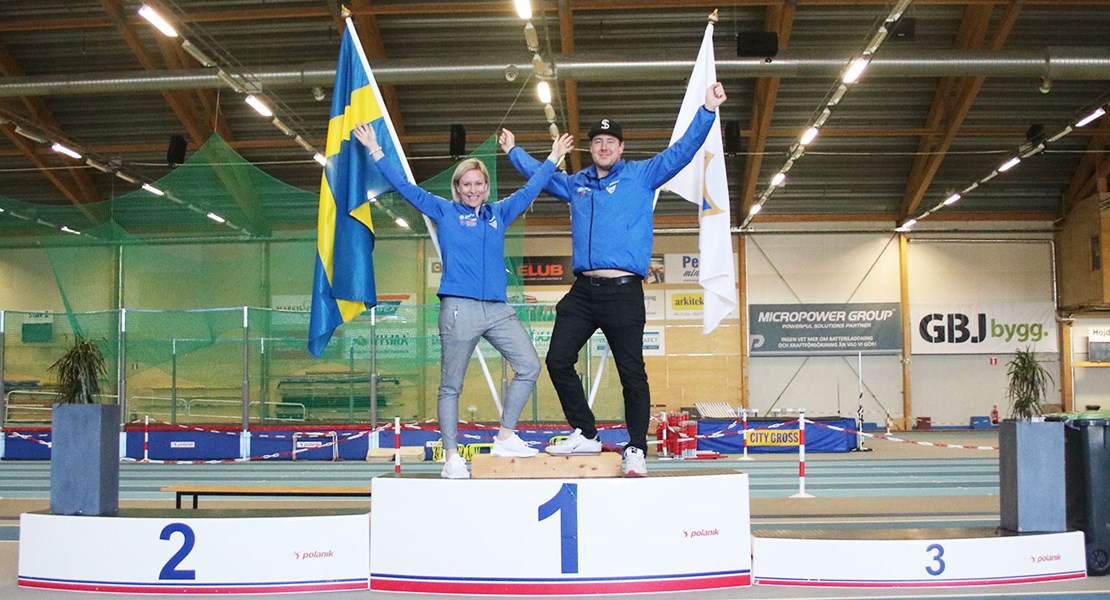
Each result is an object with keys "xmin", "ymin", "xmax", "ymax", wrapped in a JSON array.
[{"xmin": 600, "ymin": 119, "xmax": 610, "ymax": 130}]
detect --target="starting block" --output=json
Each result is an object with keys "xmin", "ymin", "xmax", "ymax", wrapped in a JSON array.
[{"xmin": 471, "ymin": 452, "xmax": 621, "ymax": 479}]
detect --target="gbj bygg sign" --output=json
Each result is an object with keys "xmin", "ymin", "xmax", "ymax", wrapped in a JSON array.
[{"xmin": 911, "ymin": 303, "xmax": 1056, "ymax": 354}]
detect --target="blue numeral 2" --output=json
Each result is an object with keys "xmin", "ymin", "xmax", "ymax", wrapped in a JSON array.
[
  {"xmin": 159, "ymin": 523, "xmax": 197, "ymax": 580},
  {"xmin": 538, "ymin": 483, "xmax": 579, "ymax": 574}
]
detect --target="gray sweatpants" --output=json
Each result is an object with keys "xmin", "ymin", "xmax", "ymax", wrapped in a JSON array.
[{"xmin": 437, "ymin": 297, "xmax": 540, "ymax": 451}]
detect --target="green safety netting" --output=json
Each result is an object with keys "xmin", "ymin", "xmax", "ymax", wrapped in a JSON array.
[{"xmin": 1, "ymin": 133, "xmax": 585, "ymax": 427}]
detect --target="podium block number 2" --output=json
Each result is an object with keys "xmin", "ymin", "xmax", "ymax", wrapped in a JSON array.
[
  {"xmin": 538, "ymin": 483, "xmax": 578, "ymax": 574},
  {"xmin": 159, "ymin": 523, "xmax": 197, "ymax": 580}
]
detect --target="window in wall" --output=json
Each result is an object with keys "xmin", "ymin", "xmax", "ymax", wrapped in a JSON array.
[{"xmin": 1091, "ymin": 236, "xmax": 1102, "ymax": 271}]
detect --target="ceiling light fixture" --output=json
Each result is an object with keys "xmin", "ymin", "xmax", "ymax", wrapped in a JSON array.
[
  {"xmin": 770, "ymin": 172, "xmax": 786, "ymax": 186},
  {"xmin": 313, "ymin": 153, "xmax": 327, "ymax": 166},
  {"xmin": 943, "ymin": 192, "xmax": 961, "ymax": 206},
  {"xmin": 115, "ymin": 172, "xmax": 140, "ymax": 184},
  {"xmin": 245, "ymin": 95, "xmax": 273, "ymax": 117},
  {"xmin": 138, "ymin": 5, "xmax": 178, "ymax": 38},
  {"xmin": 749, "ymin": 204, "xmax": 763, "ymax": 216},
  {"xmin": 181, "ymin": 40, "xmax": 215, "ymax": 67},
  {"xmin": 536, "ymin": 81, "xmax": 552, "ymax": 104},
  {"xmin": 86, "ymin": 158, "xmax": 112, "ymax": 173},
  {"xmin": 60, "ymin": 226, "xmax": 81, "ymax": 235},
  {"xmin": 50, "ymin": 143, "xmax": 82, "ymax": 160},
  {"xmin": 799, "ymin": 127, "xmax": 819, "ymax": 146},
  {"xmin": 514, "ymin": 0, "xmax": 532, "ymax": 20},
  {"xmin": 997, "ymin": 156, "xmax": 1021, "ymax": 172},
  {"xmin": 141, "ymin": 183, "xmax": 165, "ymax": 196},
  {"xmin": 842, "ymin": 56, "xmax": 870, "ymax": 84},
  {"xmin": 13, "ymin": 126, "xmax": 48, "ymax": 144},
  {"xmin": 394, "ymin": 217, "xmax": 410, "ymax": 229},
  {"xmin": 1076, "ymin": 107, "xmax": 1106, "ymax": 128},
  {"xmin": 206, "ymin": 212, "xmax": 226, "ymax": 223},
  {"xmin": 524, "ymin": 22, "xmax": 539, "ymax": 51}
]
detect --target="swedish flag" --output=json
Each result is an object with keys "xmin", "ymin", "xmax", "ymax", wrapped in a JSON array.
[{"xmin": 309, "ymin": 21, "xmax": 410, "ymax": 357}]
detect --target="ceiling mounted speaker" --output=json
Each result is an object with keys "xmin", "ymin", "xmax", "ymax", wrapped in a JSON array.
[
  {"xmin": 167, "ymin": 134, "xmax": 187, "ymax": 168},
  {"xmin": 890, "ymin": 17, "xmax": 916, "ymax": 41},
  {"xmin": 449, "ymin": 124, "xmax": 466, "ymax": 158},
  {"xmin": 724, "ymin": 120, "xmax": 743, "ymax": 155},
  {"xmin": 737, "ymin": 31, "xmax": 778, "ymax": 59}
]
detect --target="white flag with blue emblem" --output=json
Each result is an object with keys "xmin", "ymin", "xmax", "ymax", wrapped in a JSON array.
[{"xmin": 661, "ymin": 19, "xmax": 737, "ymax": 334}]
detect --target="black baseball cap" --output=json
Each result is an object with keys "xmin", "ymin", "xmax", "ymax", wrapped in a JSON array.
[{"xmin": 588, "ymin": 118, "xmax": 623, "ymax": 141}]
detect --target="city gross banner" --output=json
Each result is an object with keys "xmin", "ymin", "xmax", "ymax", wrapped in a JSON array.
[
  {"xmin": 910, "ymin": 302, "xmax": 1057, "ymax": 354},
  {"xmin": 748, "ymin": 303, "xmax": 902, "ymax": 356}
]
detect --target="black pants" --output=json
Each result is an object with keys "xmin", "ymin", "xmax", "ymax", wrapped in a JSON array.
[{"xmin": 545, "ymin": 276, "xmax": 650, "ymax": 452}]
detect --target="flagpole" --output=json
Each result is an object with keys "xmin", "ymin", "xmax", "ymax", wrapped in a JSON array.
[{"xmin": 345, "ymin": 15, "xmax": 500, "ymax": 412}]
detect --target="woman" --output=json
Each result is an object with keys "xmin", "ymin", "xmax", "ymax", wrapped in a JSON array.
[{"xmin": 353, "ymin": 123, "xmax": 573, "ymax": 478}]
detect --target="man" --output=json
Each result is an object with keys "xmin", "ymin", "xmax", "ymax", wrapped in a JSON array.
[{"xmin": 498, "ymin": 82, "xmax": 727, "ymax": 476}]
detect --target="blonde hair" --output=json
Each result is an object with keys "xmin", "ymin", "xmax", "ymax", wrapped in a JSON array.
[{"xmin": 450, "ymin": 158, "xmax": 490, "ymax": 203}]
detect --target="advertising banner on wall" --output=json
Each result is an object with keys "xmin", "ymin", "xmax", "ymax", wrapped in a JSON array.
[
  {"xmin": 910, "ymin": 302, "xmax": 1057, "ymax": 354},
  {"xmin": 663, "ymin": 253, "xmax": 739, "ymax": 285},
  {"xmin": 667, "ymin": 289, "xmax": 707, "ymax": 320},
  {"xmin": 749, "ymin": 303, "xmax": 902, "ymax": 356},
  {"xmin": 518, "ymin": 256, "xmax": 575, "ymax": 285},
  {"xmin": 589, "ymin": 328, "xmax": 667, "ymax": 356}
]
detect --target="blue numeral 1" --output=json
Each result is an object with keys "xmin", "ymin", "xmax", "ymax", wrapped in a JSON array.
[{"xmin": 538, "ymin": 483, "xmax": 579, "ymax": 574}]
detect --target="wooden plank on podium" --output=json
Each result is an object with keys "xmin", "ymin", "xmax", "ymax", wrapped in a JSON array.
[{"xmin": 471, "ymin": 452, "xmax": 621, "ymax": 479}]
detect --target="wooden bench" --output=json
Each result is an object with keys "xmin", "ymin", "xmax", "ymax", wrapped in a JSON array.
[{"xmin": 161, "ymin": 485, "xmax": 372, "ymax": 509}]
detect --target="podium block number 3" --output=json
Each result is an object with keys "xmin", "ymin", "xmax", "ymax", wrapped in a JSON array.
[
  {"xmin": 538, "ymin": 483, "xmax": 578, "ymax": 574},
  {"xmin": 159, "ymin": 523, "xmax": 197, "ymax": 580}
]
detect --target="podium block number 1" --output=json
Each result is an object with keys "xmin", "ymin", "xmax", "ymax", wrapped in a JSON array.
[
  {"xmin": 159, "ymin": 523, "xmax": 197, "ymax": 580},
  {"xmin": 538, "ymin": 483, "xmax": 578, "ymax": 574}
]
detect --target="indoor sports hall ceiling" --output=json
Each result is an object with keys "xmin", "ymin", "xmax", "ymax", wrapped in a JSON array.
[{"xmin": 0, "ymin": 0, "xmax": 1108, "ymax": 240}]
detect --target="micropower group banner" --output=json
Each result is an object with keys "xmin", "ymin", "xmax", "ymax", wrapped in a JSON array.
[
  {"xmin": 910, "ymin": 302, "xmax": 1057, "ymax": 354},
  {"xmin": 749, "ymin": 303, "xmax": 901, "ymax": 356}
]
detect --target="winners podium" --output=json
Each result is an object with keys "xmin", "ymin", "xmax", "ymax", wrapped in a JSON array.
[{"xmin": 369, "ymin": 467, "xmax": 753, "ymax": 594}]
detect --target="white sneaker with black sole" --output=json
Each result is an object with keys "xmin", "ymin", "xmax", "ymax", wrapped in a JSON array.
[
  {"xmin": 492, "ymin": 433, "xmax": 539, "ymax": 457},
  {"xmin": 544, "ymin": 428, "xmax": 602, "ymax": 455},
  {"xmin": 621, "ymin": 446, "xmax": 646, "ymax": 477}
]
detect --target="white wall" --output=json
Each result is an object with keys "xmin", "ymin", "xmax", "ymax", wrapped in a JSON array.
[{"xmin": 747, "ymin": 233, "xmax": 903, "ymax": 423}]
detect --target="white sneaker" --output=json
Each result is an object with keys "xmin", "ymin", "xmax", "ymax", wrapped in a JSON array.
[
  {"xmin": 492, "ymin": 433, "xmax": 539, "ymax": 457},
  {"xmin": 622, "ymin": 446, "xmax": 647, "ymax": 477},
  {"xmin": 441, "ymin": 454, "xmax": 470, "ymax": 479},
  {"xmin": 545, "ymin": 428, "xmax": 602, "ymax": 455}
]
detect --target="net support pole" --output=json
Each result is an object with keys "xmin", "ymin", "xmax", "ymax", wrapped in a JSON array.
[
  {"xmin": 587, "ymin": 345, "xmax": 610, "ymax": 409},
  {"xmin": 856, "ymin": 351, "xmax": 865, "ymax": 451},
  {"xmin": 117, "ymin": 308, "xmax": 127, "ymax": 426},
  {"xmin": 790, "ymin": 409, "xmax": 815, "ymax": 498},
  {"xmin": 170, "ymin": 339, "xmax": 178, "ymax": 424},
  {"xmin": 241, "ymin": 307, "xmax": 250, "ymax": 432},
  {"xmin": 394, "ymin": 416, "xmax": 401, "ymax": 474},
  {"xmin": 740, "ymin": 408, "xmax": 753, "ymax": 461},
  {"xmin": 0, "ymin": 311, "xmax": 6, "ymax": 429},
  {"xmin": 370, "ymin": 307, "xmax": 379, "ymax": 429}
]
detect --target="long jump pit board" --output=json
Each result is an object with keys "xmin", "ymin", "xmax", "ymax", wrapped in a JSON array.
[{"xmin": 369, "ymin": 469, "xmax": 752, "ymax": 594}]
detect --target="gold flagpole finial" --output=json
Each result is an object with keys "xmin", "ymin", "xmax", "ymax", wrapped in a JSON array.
[
  {"xmin": 341, "ymin": 5, "xmax": 351, "ymax": 19},
  {"xmin": 708, "ymin": 9, "xmax": 718, "ymax": 23}
]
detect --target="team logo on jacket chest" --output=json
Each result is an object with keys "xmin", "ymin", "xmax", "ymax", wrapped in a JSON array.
[{"xmin": 458, "ymin": 213, "xmax": 478, "ymax": 227}]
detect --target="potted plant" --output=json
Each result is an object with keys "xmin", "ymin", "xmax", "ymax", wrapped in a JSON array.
[
  {"xmin": 999, "ymin": 346, "xmax": 1065, "ymax": 533},
  {"xmin": 48, "ymin": 335, "xmax": 120, "ymax": 516},
  {"xmin": 1006, "ymin": 346, "xmax": 1054, "ymax": 419}
]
